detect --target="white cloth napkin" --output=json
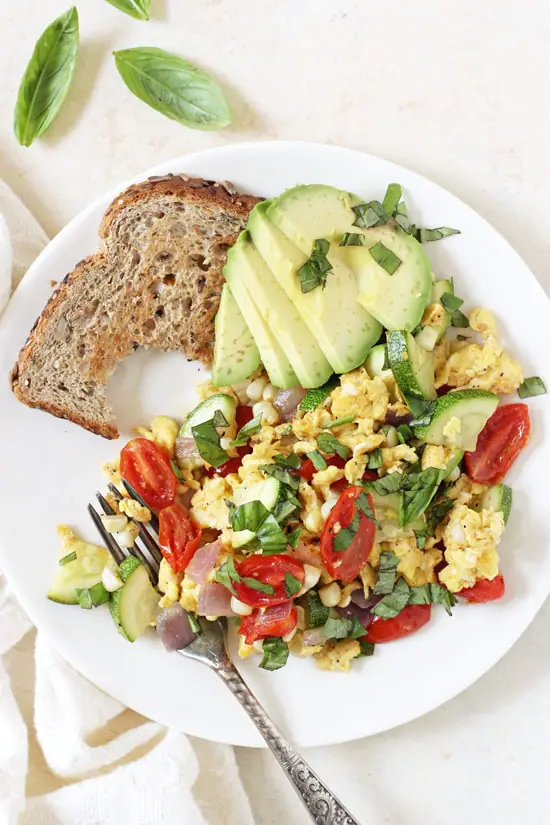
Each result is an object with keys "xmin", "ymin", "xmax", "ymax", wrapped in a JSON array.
[{"xmin": 0, "ymin": 185, "xmax": 256, "ymax": 825}]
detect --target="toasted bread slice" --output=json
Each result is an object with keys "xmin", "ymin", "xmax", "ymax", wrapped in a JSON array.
[{"xmin": 10, "ymin": 174, "xmax": 260, "ymax": 439}]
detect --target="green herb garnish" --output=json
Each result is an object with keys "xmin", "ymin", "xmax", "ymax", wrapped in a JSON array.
[
  {"xmin": 367, "ymin": 448, "xmax": 383, "ymax": 470},
  {"xmin": 408, "ymin": 583, "xmax": 457, "ymax": 615},
  {"xmin": 317, "ymin": 431, "xmax": 351, "ymax": 460},
  {"xmin": 363, "ymin": 472, "xmax": 405, "ymax": 496},
  {"xmin": 322, "ymin": 615, "xmax": 365, "ymax": 640},
  {"xmin": 369, "ymin": 241, "xmax": 402, "ymax": 275},
  {"xmin": 352, "ymin": 200, "xmax": 388, "ymax": 229},
  {"xmin": 284, "ymin": 572, "xmax": 303, "ymax": 599},
  {"xmin": 305, "ymin": 591, "xmax": 330, "ymax": 628},
  {"xmin": 187, "ymin": 612, "xmax": 201, "ymax": 634},
  {"xmin": 426, "ymin": 497, "xmax": 454, "ymax": 535},
  {"xmin": 242, "ymin": 578, "xmax": 275, "ymax": 595},
  {"xmin": 230, "ymin": 413, "xmax": 263, "ymax": 447},
  {"xmin": 104, "ymin": 0, "xmax": 150, "ymax": 19},
  {"xmin": 359, "ymin": 640, "xmax": 375, "ymax": 657},
  {"xmin": 215, "ymin": 557, "xmax": 242, "ymax": 594},
  {"xmin": 373, "ymin": 551, "xmax": 400, "ymax": 595},
  {"xmin": 440, "ymin": 292, "xmax": 464, "ymax": 312},
  {"xmin": 450, "ymin": 310, "xmax": 469, "ymax": 328},
  {"xmin": 372, "ymin": 577, "xmax": 411, "ymax": 619},
  {"xmin": 397, "ymin": 424, "xmax": 414, "ymax": 444},
  {"xmin": 76, "ymin": 582, "xmax": 109, "ymax": 609},
  {"xmin": 229, "ymin": 500, "xmax": 270, "ymax": 533},
  {"xmin": 416, "ymin": 226, "xmax": 460, "ymax": 243},
  {"xmin": 59, "ymin": 551, "xmax": 77, "ymax": 566},
  {"xmin": 274, "ymin": 453, "xmax": 302, "ymax": 469},
  {"xmin": 260, "ymin": 637, "xmax": 290, "ymax": 671},
  {"xmin": 192, "ymin": 412, "xmax": 230, "ymax": 468},
  {"xmin": 406, "ymin": 396, "xmax": 437, "ymax": 425},
  {"xmin": 286, "ymin": 527, "xmax": 302, "ymax": 549},
  {"xmin": 306, "ymin": 450, "xmax": 328, "ymax": 471},
  {"xmin": 297, "ymin": 238, "xmax": 333, "ymax": 293},
  {"xmin": 518, "ymin": 376, "xmax": 547, "ymax": 399},
  {"xmin": 398, "ymin": 467, "xmax": 443, "ymax": 527},
  {"xmin": 261, "ymin": 463, "xmax": 300, "ymax": 492},
  {"xmin": 340, "ymin": 233, "xmax": 369, "ymax": 246},
  {"xmin": 325, "ymin": 415, "xmax": 355, "ymax": 429},
  {"xmin": 256, "ymin": 514, "xmax": 289, "ymax": 555},
  {"xmin": 382, "ymin": 183, "xmax": 403, "ymax": 216}
]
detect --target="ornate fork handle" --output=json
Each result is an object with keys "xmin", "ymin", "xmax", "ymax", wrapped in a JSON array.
[{"xmin": 216, "ymin": 659, "xmax": 360, "ymax": 825}]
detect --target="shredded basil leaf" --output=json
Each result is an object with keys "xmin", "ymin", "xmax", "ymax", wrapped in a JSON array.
[
  {"xmin": 229, "ymin": 500, "xmax": 270, "ymax": 533},
  {"xmin": 326, "ymin": 415, "xmax": 355, "ymax": 429},
  {"xmin": 518, "ymin": 376, "xmax": 547, "ymax": 399},
  {"xmin": 286, "ymin": 527, "xmax": 302, "ymax": 549},
  {"xmin": 414, "ymin": 530, "xmax": 427, "ymax": 549},
  {"xmin": 340, "ymin": 232, "xmax": 369, "ymax": 247},
  {"xmin": 372, "ymin": 577, "xmax": 411, "ymax": 619},
  {"xmin": 272, "ymin": 497, "xmax": 299, "ymax": 525},
  {"xmin": 261, "ymin": 463, "xmax": 300, "ymax": 492},
  {"xmin": 406, "ymin": 396, "xmax": 437, "ymax": 425},
  {"xmin": 322, "ymin": 615, "xmax": 365, "ymax": 640},
  {"xmin": 59, "ymin": 551, "xmax": 77, "ymax": 566},
  {"xmin": 274, "ymin": 452, "xmax": 301, "ymax": 469},
  {"xmin": 76, "ymin": 582, "xmax": 109, "ymax": 609},
  {"xmin": 215, "ymin": 557, "xmax": 242, "ymax": 595},
  {"xmin": 450, "ymin": 309, "xmax": 469, "ymax": 328},
  {"xmin": 416, "ymin": 226, "xmax": 461, "ymax": 243},
  {"xmin": 333, "ymin": 511, "xmax": 360, "ymax": 552},
  {"xmin": 297, "ymin": 238, "xmax": 333, "ymax": 294},
  {"xmin": 306, "ymin": 591, "xmax": 329, "ymax": 628},
  {"xmin": 440, "ymin": 292, "xmax": 464, "ymax": 312},
  {"xmin": 187, "ymin": 612, "xmax": 201, "ymax": 634},
  {"xmin": 373, "ymin": 551, "xmax": 400, "ymax": 595},
  {"xmin": 170, "ymin": 459, "xmax": 185, "ymax": 482},
  {"xmin": 260, "ymin": 637, "xmax": 289, "ymax": 671},
  {"xmin": 242, "ymin": 577, "xmax": 275, "ymax": 595},
  {"xmin": 212, "ymin": 410, "xmax": 229, "ymax": 428},
  {"xmin": 352, "ymin": 200, "xmax": 388, "ymax": 229},
  {"xmin": 368, "ymin": 448, "xmax": 383, "ymax": 469},
  {"xmin": 299, "ymin": 377, "xmax": 338, "ymax": 411},
  {"xmin": 307, "ymin": 450, "xmax": 328, "ymax": 471},
  {"xmin": 397, "ymin": 424, "xmax": 413, "ymax": 444},
  {"xmin": 359, "ymin": 640, "xmax": 375, "ymax": 657},
  {"xmin": 256, "ymin": 514, "xmax": 289, "ymax": 555},
  {"xmin": 230, "ymin": 413, "xmax": 262, "ymax": 447},
  {"xmin": 369, "ymin": 241, "xmax": 402, "ymax": 275},
  {"xmin": 363, "ymin": 472, "xmax": 405, "ymax": 496},
  {"xmin": 394, "ymin": 200, "xmax": 412, "ymax": 233},
  {"xmin": 191, "ymin": 416, "xmax": 230, "ymax": 468},
  {"xmin": 317, "ymin": 431, "xmax": 350, "ymax": 460},
  {"xmin": 399, "ymin": 467, "xmax": 443, "ymax": 527},
  {"xmin": 355, "ymin": 490, "xmax": 378, "ymax": 525},
  {"xmin": 382, "ymin": 183, "xmax": 403, "ymax": 216},
  {"xmin": 426, "ymin": 497, "xmax": 454, "ymax": 535},
  {"xmin": 409, "ymin": 582, "xmax": 457, "ymax": 616},
  {"xmin": 284, "ymin": 572, "xmax": 302, "ymax": 599}
]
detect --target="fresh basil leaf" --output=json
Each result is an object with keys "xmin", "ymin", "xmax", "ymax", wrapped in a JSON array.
[
  {"xmin": 306, "ymin": 450, "xmax": 328, "ymax": 471},
  {"xmin": 297, "ymin": 238, "xmax": 333, "ymax": 294},
  {"xmin": 76, "ymin": 582, "xmax": 109, "ymax": 609},
  {"xmin": 408, "ymin": 583, "xmax": 457, "ymax": 616},
  {"xmin": 215, "ymin": 557, "xmax": 242, "ymax": 595},
  {"xmin": 352, "ymin": 200, "xmax": 388, "ymax": 229},
  {"xmin": 414, "ymin": 530, "xmax": 427, "ymax": 549},
  {"xmin": 407, "ymin": 584, "xmax": 431, "ymax": 605},
  {"xmin": 230, "ymin": 413, "xmax": 263, "ymax": 447},
  {"xmin": 518, "ymin": 376, "xmax": 547, "ymax": 399},
  {"xmin": 394, "ymin": 200, "xmax": 412, "ymax": 233},
  {"xmin": 59, "ymin": 551, "xmax": 77, "ymax": 566},
  {"xmin": 286, "ymin": 527, "xmax": 302, "ymax": 549},
  {"xmin": 104, "ymin": 0, "xmax": 150, "ymax": 19},
  {"xmin": 440, "ymin": 292, "xmax": 464, "ymax": 312},
  {"xmin": 317, "ymin": 431, "xmax": 350, "ymax": 460},
  {"xmin": 450, "ymin": 310, "xmax": 469, "ymax": 328},
  {"xmin": 75, "ymin": 587, "xmax": 93, "ymax": 610},
  {"xmin": 260, "ymin": 637, "xmax": 290, "ymax": 671},
  {"xmin": 261, "ymin": 463, "xmax": 300, "ymax": 492},
  {"xmin": 407, "ymin": 397, "xmax": 437, "ymax": 426},
  {"xmin": 426, "ymin": 497, "xmax": 454, "ymax": 535},
  {"xmin": 114, "ymin": 47, "xmax": 232, "ymax": 131},
  {"xmin": 373, "ymin": 551, "xmax": 400, "ymax": 595},
  {"xmin": 363, "ymin": 472, "xmax": 405, "ymax": 496},
  {"xmin": 355, "ymin": 490, "xmax": 378, "ymax": 525},
  {"xmin": 191, "ymin": 416, "xmax": 230, "ymax": 468},
  {"xmin": 325, "ymin": 415, "xmax": 355, "ymax": 429},
  {"xmin": 242, "ymin": 577, "xmax": 275, "ymax": 595},
  {"xmin": 257, "ymin": 514, "xmax": 288, "ymax": 555},
  {"xmin": 274, "ymin": 452, "xmax": 301, "ymax": 469},
  {"xmin": 359, "ymin": 640, "xmax": 375, "ymax": 657},
  {"xmin": 416, "ymin": 226, "xmax": 461, "ymax": 243},
  {"xmin": 399, "ymin": 467, "xmax": 443, "ymax": 527},
  {"xmin": 368, "ymin": 448, "xmax": 383, "ymax": 469},
  {"xmin": 299, "ymin": 377, "xmax": 339, "ymax": 411},
  {"xmin": 272, "ymin": 498, "xmax": 299, "ymax": 525},
  {"xmin": 305, "ymin": 591, "xmax": 329, "ymax": 628},
  {"xmin": 187, "ymin": 612, "xmax": 201, "ymax": 634},
  {"xmin": 322, "ymin": 616, "xmax": 352, "ymax": 640},
  {"xmin": 229, "ymin": 500, "xmax": 270, "ymax": 533},
  {"xmin": 211, "ymin": 410, "xmax": 229, "ymax": 428},
  {"xmin": 14, "ymin": 7, "xmax": 79, "ymax": 147},
  {"xmin": 372, "ymin": 577, "xmax": 411, "ymax": 619},
  {"xmin": 349, "ymin": 616, "xmax": 367, "ymax": 639},
  {"xmin": 397, "ymin": 424, "xmax": 413, "ymax": 444},
  {"xmin": 382, "ymin": 183, "xmax": 403, "ymax": 216},
  {"xmin": 340, "ymin": 233, "xmax": 369, "ymax": 247},
  {"xmin": 369, "ymin": 242, "xmax": 402, "ymax": 275},
  {"xmin": 170, "ymin": 459, "xmax": 185, "ymax": 482},
  {"xmin": 284, "ymin": 572, "xmax": 302, "ymax": 598},
  {"xmin": 333, "ymin": 511, "xmax": 360, "ymax": 552}
]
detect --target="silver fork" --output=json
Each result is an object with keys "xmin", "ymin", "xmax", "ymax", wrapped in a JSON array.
[{"xmin": 90, "ymin": 481, "xmax": 361, "ymax": 825}]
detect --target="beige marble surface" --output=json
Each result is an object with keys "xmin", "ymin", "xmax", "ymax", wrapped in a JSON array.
[{"xmin": 2, "ymin": 1, "xmax": 550, "ymax": 822}]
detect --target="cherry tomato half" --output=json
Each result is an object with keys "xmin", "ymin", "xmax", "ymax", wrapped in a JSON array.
[
  {"xmin": 158, "ymin": 502, "xmax": 202, "ymax": 573},
  {"xmin": 331, "ymin": 469, "xmax": 378, "ymax": 495},
  {"xmin": 320, "ymin": 486, "xmax": 376, "ymax": 582},
  {"xmin": 364, "ymin": 604, "xmax": 432, "ymax": 643},
  {"xmin": 465, "ymin": 404, "xmax": 530, "ymax": 485},
  {"xmin": 120, "ymin": 438, "xmax": 176, "ymax": 510},
  {"xmin": 238, "ymin": 602, "xmax": 298, "ymax": 644},
  {"xmin": 299, "ymin": 454, "xmax": 346, "ymax": 482},
  {"xmin": 232, "ymin": 554, "xmax": 305, "ymax": 607},
  {"xmin": 457, "ymin": 573, "xmax": 505, "ymax": 603}
]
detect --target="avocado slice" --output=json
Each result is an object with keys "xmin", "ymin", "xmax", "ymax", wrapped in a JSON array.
[
  {"xmin": 212, "ymin": 284, "xmax": 261, "ymax": 387},
  {"xmin": 223, "ymin": 242, "xmax": 298, "ymax": 389},
  {"xmin": 260, "ymin": 194, "xmax": 382, "ymax": 373}
]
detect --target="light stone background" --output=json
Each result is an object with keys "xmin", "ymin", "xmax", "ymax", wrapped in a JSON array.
[{"xmin": 2, "ymin": 0, "xmax": 550, "ymax": 822}]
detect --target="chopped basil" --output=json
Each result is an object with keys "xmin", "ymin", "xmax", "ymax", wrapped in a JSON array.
[
  {"xmin": 274, "ymin": 452, "xmax": 301, "ymax": 469},
  {"xmin": 355, "ymin": 490, "xmax": 378, "ymax": 525},
  {"xmin": 397, "ymin": 423, "xmax": 413, "ymax": 444},
  {"xmin": 373, "ymin": 551, "xmax": 399, "ymax": 595},
  {"xmin": 187, "ymin": 612, "xmax": 201, "ymax": 634},
  {"xmin": 518, "ymin": 376, "xmax": 547, "ymax": 399},
  {"xmin": 408, "ymin": 582, "xmax": 457, "ymax": 616},
  {"xmin": 242, "ymin": 577, "xmax": 275, "ymax": 595},
  {"xmin": 440, "ymin": 292, "xmax": 464, "ymax": 312},
  {"xmin": 394, "ymin": 200, "xmax": 412, "ymax": 233},
  {"xmin": 426, "ymin": 497, "xmax": 454, "ymax": 535},
  {"xmin": 333, "ymin": 511, "xmax": 360, "ymax": 552},
  {"xmin": 272, "ymin": 497, "xmax": 299, "ymax": 525},
  {"xmin": 305, "ymin": 591, "xmax": 329, "ymax": 628},
  {"xmin": 326, "ymin": 415, "xmax": 355, "ymax": 429},
  {"xmin": 406, "ymin": 396, "xmax": 437, "ymax": 425},
  {"xmin": 191, "ymin": 415, "xmax": 230, "ymax": 468},
  {"xmin": 416, "ymin": 226, "xmax": 460, "ymax": 243},
  {"xmin": 307, "ymin": 450, "xmax": 328, "ymax": 471},
  {"xmin": 230, "ymin": 413, "xmax": 263, "ymax": 447},
  {"xmin": 229, "ymin": 500, "xmax": 270, "ymax": 533},
  {"xmin": 286, "ymin": 527, "xmax": 302, "ymax": 549},
  {"xmin": 352, "ymin": 200, "xmax": 388, "ymax": 229},
  {"xmin": 256, "ymin": 514, "xmax": 289, "ymax": 555},
  {"xmin": 261, "ymin": 463, "xmax": 300, "ymax": 492},
  {"xmin": 371, "ymin": 577, "xmax": 411, "ymax": 619},
  {"xmin": 76, "ymin": 582, "xmax": 109, "ymax": 609},
  {"xmin": 215, "ymin": 557, "xmax": 242, "ymax": 595},
  {"xmin": 363, "ymin": 472, "xmax": 405, "ymax": 496},
  {"xmin": 340, "ymin": 232, "xmax": 369, "ymax": 246},
  {"xmin": 369, "ymin": 241, "xmax": 402, "ymax": 275},
  {"xmin": 382, "ymin": 183, "xmax": 403, "ymax": 217},
  {"xmin": 450, "ymin": 309, "xmax": 469, "ymax": 328},
  {"xmin": 299, "ymin": 377, "xmax": 339, "ymax": 411},
  {"xmin": 317, "ymin": 431, "xmax": 350, "ymax": 460},
  {"xmin": 322, "ymin": 615, "xmax": 365, "ymax": 640},
  {"xmin": 59, "ymin": 551, "xmax": 77, "ymax": 566},
  {"xmin": 399, "ymin": 467, "xmax": 443, "ymax": 527},
  {"xmin": 414, "ymin": 530, "xmax": 427, "ymax": 549},
  {"xmin": 359, "ymin": 640, "xmax": 375, "ymax": 657},
  {"xmin": 260, "ymin": 637, "xmax": 290, "ymax": 671},
  {"xmin": 368, "ymin": 448, "xmax": 383, "ymax": 469},
  {"xmin": 284, "ymin": 572, "xmax": 302, "ymax": 598},
  {"xmin": 297, "ymin": 238, "xmax": 333, "ymax": 294},
  {"xmin": 170, "ymin": 459, "xmax": 185, "ymax": 483}
]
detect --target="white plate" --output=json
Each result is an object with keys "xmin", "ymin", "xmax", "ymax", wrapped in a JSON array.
[{"xmin": 0, "ymin": 141, "xmax": 549, "ymax": 748}]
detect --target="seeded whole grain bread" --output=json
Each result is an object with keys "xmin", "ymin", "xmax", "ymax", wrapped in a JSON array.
[{"xmin": 10, "ymin": 174, "xmax": 260, "ymax": 439}]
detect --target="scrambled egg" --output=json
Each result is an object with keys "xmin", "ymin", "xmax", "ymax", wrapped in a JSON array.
[
  {"xmin": 436, "ymin": 308, "xmax": 523, "ymax": 394},
  {"xmin": 299, "ymin": 480, "xmax": 324, "ymax": 535},
  {"xmin": 158, "ymin": 558, "xmax": 182, "ymax": 608},
  {"xmin": 331, "ymin": 369, "xmax": 389, "ymax": 421},
  {"xmin": 383, "ymin": 536, "xmax": 443, "ymax": 587},
  {"xmin": 439, "ymin": 503, "xmax": 504, "ymax": 592},
  {"xmin": 179, "ymin": 575, "xmax": 200, "ymax": 612},
  {"xmin": 119, "ymin": 498, "xmax": 151, "ymax": 522},
  {"xmin": 293, "ymin": 409, "xmax": 333, "ymax": 440},
  {"xmin": 57, "ymin": 525, "xmax": 110, "ymax": 569},
  {"xmin": 238, "ymin": 433, "xmax": 282, "ymax": 485},
  {"xmin": 381, "ymin": 444, "xmax": 418, "ymax": 472},
  {"xmin": 289, "ymin": 631, "xmax": 324, "ymax": 658},
  {"xmin": 442, "ymin": 416, "xmax": 462, "ymax": 445},
  {"xmin": 311, "ymin": 465, "xmax": 345, "ymax": 500},
  {"xmin": 344, "ymin": 454, "xmax": 368, "ymax": 484},
  {"xmin": 447, "ymin": 474, "xmax": 488, "ymax": 507},
  {"xmin": 135, "ymin": 415, "xmax": 179, "ymax": 455},
  {"xmin": 190, "ymin": 476, "xmax": 232, "ymax": 529},
  {"xmin": 421, "ymin": 445, "xmax": 454, "ymax": 471},
  {"xmin": 315, "ymin": 639, "xmax": 361, "ymax": 673}
]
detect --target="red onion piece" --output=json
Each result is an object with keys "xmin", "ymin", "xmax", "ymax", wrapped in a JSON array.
[
  {"xmin": 350, "ymin": 589, "xmax": 379, "ymax": 611},
  {"xmin": 176, "ymin": 436, "xmax": 200, "ymax": 461},
  {"xmin": 273, "ymin": 387, "xmax": 307, "ymax": 422},
  {"xmin": 293, "ymin": 541, "xmax": 322, "ymax": 568},
  {"xmin": 302, "ymin": 627, "xmax": 326, "ymax": 646},
  {"xmin": 336, "ymin": 602, "xmax": 375, "ymax": 629},
  {"xmin": 197, "ymin": 582, "xmax": 235, "ymax": 617},
  {"xmin": 156, "ymin": 604, "xmax": 195, "ymax": 651},
  {"xmin": 186, "ymin": 539, "xmax": 222, "ymax": 584},
  {"xmin": 384, "ymin": 409, "xmax": 414, "ymax": 427}
]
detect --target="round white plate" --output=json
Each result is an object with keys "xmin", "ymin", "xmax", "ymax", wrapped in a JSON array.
[{"xmin": 0, "ymin": 141, "xmax": 549, "ymax": 748}]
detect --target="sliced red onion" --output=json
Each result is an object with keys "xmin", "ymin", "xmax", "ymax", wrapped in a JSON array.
[
  {"xmin": 384, "ymin": 409, "xmax": 414, "ymax": 427},
  {"xmin": 350, "ymin": 589, "xmax": 379, "ymax": 611},
  {"xmin": 336, "ymin": 602, "xmax": 375, "ymax": 629},
  {"xmin": 293, "ymin": 540, "xmax": 322, "ymax": 568},
  {"xmin": 176, "ymin": 436, "xmax": 200, "ymax": 461},
  {"xmin": 186, "ymin": 539, "xmax": 222, "ymax": 583},
  {"xmin": 156, "ymin": 604, "xmax": 195, "ymax": 651},
  {"xmin": 197, "ymin": 582, "xmax": 235, "ymax": 617},
  {"xmin": 273, "ymin": 387, "xmax": 307, "ymax": 422},
  {"xmin": 302, "ymin": 627, "xmax": 326, "ymax": 646}
]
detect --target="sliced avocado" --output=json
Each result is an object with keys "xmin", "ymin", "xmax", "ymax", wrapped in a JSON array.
[
  {"xmin": 227, "ymin": 232, "xmax": 332, "ymax": 388},
  {"xmin": 387, "ymin": 330, "xmax": 436, "ymax": 401},
  {"xmin": 212, "ymin": 284, "xmax": 261, "ymax": 387},
  {"xmin": 223, "ymin": 241, "xmax": 298, "ymax": 389},
  {"xmin": 413, "ymin": 390, "xmax": 499, "ymax": 451},
  {"xmin": 259, "ymin": 194, "xmax": 382, "ymax": 373}
]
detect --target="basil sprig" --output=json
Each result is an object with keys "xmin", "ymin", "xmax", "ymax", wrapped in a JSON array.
[
  {"xmin": 230, "ymin": 413, "xmax": 263, "ymax": 447},
  {"xmin": 114, "ymin": 47, "xmax": 232, "ymax": 130},
  {"xmin": 518, "ymin": 376, "xmax": 547, "ymax": 399},
  {"xmin": 192, "ymin": 410, "xmax": 230, "ymax": 468},
  {"xmin": 14, "ymin": 7, "xmax": 80, "ymax": 147},
  {"xmin": 104, "ymin": 0, "xmax": 150, "ymax": 19},
  {"xmin": 368, "ymin": 448, "xmax": 383, "ymax": 469},
  {"xmin": 317, "ymin": 431, "xmax": 350, "ymax": 460},
  {"xmin": 260, "ymin": 637, "xmax": 290, "ymax": 671},
  {"xmin": 297, "ymin": 238, "xmax": 333, "ymax": 293}
]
